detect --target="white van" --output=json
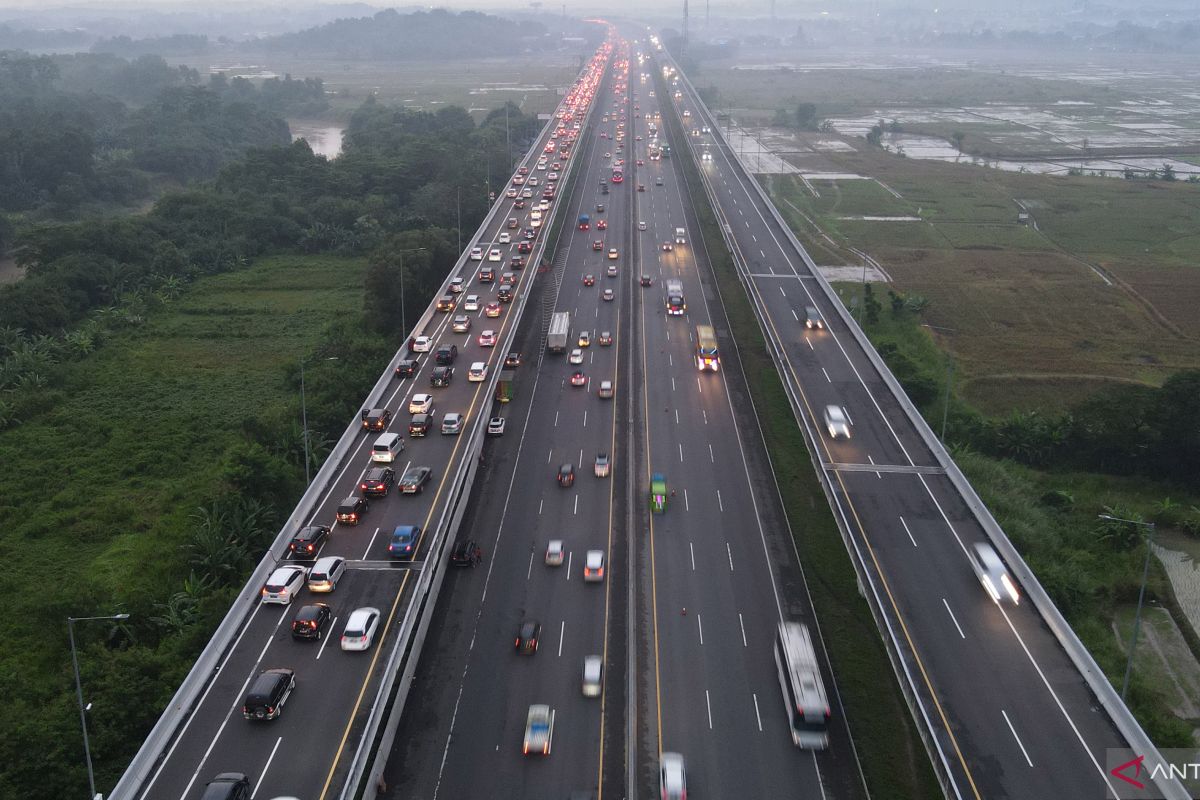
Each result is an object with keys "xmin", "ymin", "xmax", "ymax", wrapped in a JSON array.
[
  {"xmin": 371, "ymin": 432, "xmax": 405, "ymax": 463},
  {"xmin": 674, "ymin": 227, "xmax": 686, "ymax": 244}
]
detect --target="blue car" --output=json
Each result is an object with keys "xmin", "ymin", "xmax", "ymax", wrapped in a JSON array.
[{"xmin": 388, "ymin": 525, "xmax": 421, "ymax": 560}]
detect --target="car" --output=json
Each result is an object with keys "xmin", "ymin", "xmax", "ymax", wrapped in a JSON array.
[
  {"xmin": 505, "ymin": 351, "xmax": 522, "ymax": 368},
  {"xmin": 638, "ymin": 184, "xmax": 645, "ymax": 192},
  {"xmin": 524, "ymin": 227, "xmax": 536, "ymax": 240},
  {"xmin": 598, "ymin": 331, "xmax": 612, "ymax": 346},
  {"xmin": 507, "ymin": 217, "xmax": 520, "ymax": 229},
  {"xmin": 394, "ymin": 358, "xmax": 418, "ymax": 378},
  {"xmin": 640, "ymin": 275, "xmax": 653, "ymax": 287},
  {"xmin": 660, "ymin": 752, "xmax": 687, "ymax": 800},
  {"xmin": 637, "ymin": 158, "xmax": 645, "ymax": 166},
  {"xmin": 430, "ymin": 366, "xmax": 454, "ymax": 388},
  {"xmin": 341, "ymin": 607, "xmax": 382, "ymax": 652},
  {"xmin": 596, "ymin": 203, "xmax": 605, "ymax": 213},
  {"xmin": 521, "ymin": 188, "xmax": 534, "ymax": 198},
  {"xmin": 289, "ymin": 525, "xmax": 330, "ymax": 558},
  {"xmin": 478, "ymin": 329, "xmax": 497, "ymax": 347},
  {"xmin": 335, "ymin": 495, "xmax": 368, "ymax": 525},
  {"xmin": 505, "ymin": 188, "xmax": 518, "ymax": 199},
  {"xmin": 478, "ymin": 267, "xmax": 495, "ymax": 283},
  {"xmin": 592, "ymin": 240, "xmax": 604, "ymax": 252},
  {"xmin": 583, "ymin": 550, "xmax": 605, "ymax": 582},
  {"xmin": 824, "ymin": 404, "xmax": 851, "ymax": 439},
  {"xmin": 607, "ymin": 263, "xmax": 619, "ymax": 277},
  {"xmin": 360, "ymin": 407, "xmax": 391, "ymax": 431},
  {"xmin": 661, "ymin": 241, "xmax": 674, "ymax": 251},
  {"xmin": 570, "ymin": 371, "xmax": 587, "ymax": 387},
  {"xmin": 463, "ymin": 294, "xmax": 481, "ymax": 312},
  {"xmin": 805, "ymin": 306, "xmax": 825, "ymax": 330},
  {"xmin": 360, "ymin": 467, "xmax": 395, "ymax": 497},
  {"xmin": 528, "ymin": 176, "xmax": 539, "ymax": 186},
  {"xmin": 468, "ymin": 361, "xmax": 488, "ymax": 382},
  {"xmin": 583, "ymin": 273, "xmax": 596, "ymax": 286},
  {"xmin": 291, "ymin": 603, "xmax": 332, "ymax": 641},
  {"xmin": 441, "ymin": 412, "xmax": 463, "ymax": 434},
  {"xmin": 262, "ymin": 565, "xmax": 306, "ymax": 605},
  {"xmin": 638, "ymin": 220, "xmax": 647, "ymax": 230},
  {"xmin": 387, "ymin": 525, "xmax": 420, "ymax": 559},
  {"xmin": 242, "ymin": 668, "xmax": 296, "ymax": 721},
  {"xmin": 410, "ymin": 335, "xmax": 432, "ymax": 353},
  {"xmin": 594, "ymin": 452, "xmax": 610, "ymax": 477},
  {"xmin": 557, "ymin": 463, "xmax": 575, "ymax": 487},
  {"xmin": 497, "ymin": 286, "xmax": 513, "ymax": 303},
  {"xmin": 512, "ymin": 619, "xmax": 544, "ymax": 657},
  {"xmin": 578, "ymin": 331, "xmax": 591, "ymax": 347},
  {"xmin": 517, "ymin": 241, "xmax": 532, "ymax": 253},
  {"xmin": 450, "ymin": 538, "xmax": 482, "ymax": 567},
  {"xmin": 602, "ymin": 288, "xmax": 614, "ymax": 301},
  {"xmin": 488, "ymin": 248, "xmax": 502, "ymax": 262},
  {"xmin": 971, "ymin": 542, "xmax": 1020, "ymax": 604},
  {"xmin": 452, "ymin": 314, "xmax": 471, "ymax": 333},
  {"xmin": 200, "ymin": 773, "xmax": 251, "ymax": 800},
  {"xmin": 598, "ymin": 380, "xmax": 614, "ymax": 399},
  {"xmin": 500, "ymin": 271, "xmax": 516, "ymax": 285},
  {"xmin": 487, "ymin": 416, "xmax": 506, "ymax": 436},
  {"xmin": 436, "ymin": 295, "xmax": 456, "ymax": 312},
  {"xmin": 597, "ymin": 219, "xmax": 608, "ymax": 230},
  {"xmin": 498, "ymin": 232, "xmax": 511, "ymax": 244},
  {"xmin": 485, "ymin": 301, "xmax": 503, "ymax": 317},
  {"xmin": 470, "ymin": 246, "xmax": 484, "ymax": 260},
  {"xmin": 603, "ymin": 153, "xmax": 611, "ymax": 159},
  {"xmin": 435, "ymin": 344, "xmax": 458, "ymax": 365},
  {"xmin": 569, "ymin": 348, "xmax": 585, "ymax": 365},
  {"xmin": 582, "ymin": 655, "xmax": 603, "ymax": 697},
  {"xmin": 408, "ymin": 413, "xmax": 431, "ymax": 437},
  {"xmin": 307, "ymin": 556, "xmax": 345, "ymax": 593},
  {"xmin": 409, "ymin": 393, "xmax": 433, "ymax": 414},
  {"xmin": 548, "ymin": 171, "xmax": 559, "ymax": 181},
  {"xmin": 523, "ymin": 704, "xmax": 556, "ymax": 756},
  {"xmin": 513, "ymin": 198, "xmax": 526, "ymax": 209},
  {"xmin": 399, "ymin": 466, "xmax": 432, "ymax": 494},
  {"xmin": 510, "ymin": 255, "xmax": 526, "ymax": 269},
  {"xmin": 608, "ymin": 248, "xmax": 619, "ymax": 260},
  {"xmin": 545, "ymin": 539, "xmax": 565, "ymax": 566},
  {"xmin": 656, "ymin": 176, "xmax": 664, "ymax": 185}
]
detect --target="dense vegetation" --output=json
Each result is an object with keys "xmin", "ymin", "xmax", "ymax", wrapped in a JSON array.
[{"xmin": 0, "ymin": 76, "xmax": 546, "ymax": 795}]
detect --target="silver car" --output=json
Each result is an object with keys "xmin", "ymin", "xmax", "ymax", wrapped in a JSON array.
[
  {"xmin": 971, "ymin": 542, "xmax": 1020, "ymax": 604},
  {"xmin": 441, "ymin": 412, "xmax": 463, "ymax": 435},
  {"xmin": 582, "ymin": 655, "xmax": 602, "ymax": 697},
  {"xmin": 660, "ymin": 752, "xmax": 686, "ymax": 800},
  {"xmin": 823, "ymin": 404, "xmax": 850, "ymax": 439}
]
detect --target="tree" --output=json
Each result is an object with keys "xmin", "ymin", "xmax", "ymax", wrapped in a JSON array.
[
  {"xmin": 951, "ymin": 130, "xmax": 966, "ymax": 154},
  {"xmin": 795, "ymin": 103, "xmax": 819, "ymax": 131},
  {"xmin": 1161, "ymin": 162, "xmax": 1176, "ymax": 181}
]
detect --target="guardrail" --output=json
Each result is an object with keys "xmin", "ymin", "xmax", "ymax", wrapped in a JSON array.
[
  {"xmin": 660, "ymin": 54, "xmax": 1188, "ymax": 800},
  {"xmin": 110, "ymin": 53, "xmax": 600, "ymax": 800}
]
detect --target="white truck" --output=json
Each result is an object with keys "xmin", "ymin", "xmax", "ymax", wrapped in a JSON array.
[
  {"xmin": 547, "ymin": 311, "xmax": 571, "ymax": 353},
  {"xmin": 665, "ymin": 279, "xmax": 686, "ymax": 316}
]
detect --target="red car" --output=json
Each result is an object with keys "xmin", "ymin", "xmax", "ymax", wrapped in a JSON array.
[
  {"xmin": 592, "ymin": 240, "xmax": 603, "ymax": 251},
  {"xmin": 570, "ymin": 371, "xmax": 587, "ymax": 387},
  {"xmin": 597, "ymin": 220, "xmax": 608, "ymax": 230},
  {"xmin": 583, "ymin": 274, "xmax": 596, "ymax": 286}
]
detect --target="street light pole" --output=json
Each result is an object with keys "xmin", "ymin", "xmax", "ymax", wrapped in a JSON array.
[
  {"xmin": 1099, "ymin": 514, "xmax": 1157, "ymax": 700},
  {"xmin": 396, "ymin": 247, "xmax": 427, "ymax": 340},
  {"xmin": 300, "ymin": 357, "xmax": 310, "ymax": 485},
  {"xmin": 68, "ymin": 613, "xmax": 129, "ymax": 800},
  {"xmin": 921, "ymin": 324, "xmax": 958, "ymax": 442}
]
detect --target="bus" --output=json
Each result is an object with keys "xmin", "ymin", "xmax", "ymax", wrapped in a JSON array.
[
  {"xmin": 611, "ymin": 167, "xmax": 624, "ymax": 184},
  {"xmin": 665, "ymin": 279, "xmax": 686, "ymax": 316},
  {"xmin": 775, "ymin": 621, "xmax": 830, "ymax": 749},
  {"xmin": 694, "ymin": 324, "xmax": 719, "ymax": 371}
]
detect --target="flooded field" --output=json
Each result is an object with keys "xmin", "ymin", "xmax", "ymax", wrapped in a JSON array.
[{"xmin": 289, "ymin": 121, "xmax": 344, "ymax": 158}]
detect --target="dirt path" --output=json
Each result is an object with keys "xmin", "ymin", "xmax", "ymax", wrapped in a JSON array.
[{"xmin": 0, "ymin": 255, "xmax": 24, "ymax": 286}]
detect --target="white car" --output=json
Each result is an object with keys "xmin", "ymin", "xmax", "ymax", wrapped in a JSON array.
[
  {"xmin": 598, "ymin": 380, "xmax": 614, "ymax": 399},
  {"xmin": 823, "ymin": 404, "xmax": 850, "ymax": 439},
  {"xmin": 660, "ymin": 753, "xmax": 687, "ymax": 800},
  {"xmin": 638, "ymin": 220, "xmax": 647, "ymax": 230},
  {"xmin": 261, "ymin": 566, "xmax": 307, "ymax": 605},
  {"xmin": 487, "ymin": 416, "xmax": 506, "ymax": 436},
  {"xmin": 409, "ymin": 393, "xmax": 433, "ymax": 414},
  {"xmin": 583, "ymin": 550, "xmax": 605, "ymax": 582},
  {"xmin": 971, "ymin": 542, "xmax": 1020, "ymax": 604},
  {"xmin": 528, "ymin": 176, "xmax": 539, "ymax": 186},
  {"xmin": 498, "ymin": 232, "xmax": 511, "ymax": 244},
  {"xmin": 340, "ymin": 607, "xmax": 381, "ymax": 651},
  {"xmin": 463, "ymin": 294, "xmax": 481, "ymax": 312},
  {"xmin": 468, "ymin": 361, "xmax": 488, "ymax": 382},
  {"xmin": 449, "ymin": 277, "xmax": 464, "ymax": 294},
  {"xmin": 307, "ymin": 556, "xmax": 345, "ymax": 593},
  {"xmin": 545, "ymin": 540, "xmax": 564, "ymax": 566},
  {"xmin": 522, "ymin": 704, "xmax": 555, "ymax": 756},
  {"xmin": 470, "ymin": 246, "xmax": 484, "ymax": 261},
  {"xmin": 569, "ymin": 348, "xmax": 584, "ymax": 365},
  {"xmin": 582, "ymin": 655, "xmax": 602, "ymax": 697},
  {"xmin": 411, "ymin": 335, "xmax": 432, "ymax": 353},
  {"xmin": 539, "ymin": 200, "xmax": 551, "ymax": 211},
  {"xmin": 488, "ymin": 248, "xmax": 502, "ymax": 262}
]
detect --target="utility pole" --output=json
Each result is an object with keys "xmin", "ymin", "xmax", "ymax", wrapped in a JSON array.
[{"xmin": 682, "ymin": 0, "xmax": 689, "ymax": 58}]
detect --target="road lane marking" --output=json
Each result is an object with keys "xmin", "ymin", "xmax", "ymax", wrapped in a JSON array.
[
  {"xmin": 574, "ymin": 494, "xmax": 579, "ymax": 515},
  {"xmin": 1002, "ymin": 710, "xmax": 1033, "ymax": 767},
  {"xmin": 900, "ymin": 516, "xmax": 917, "ymax": 547},
  {"xmin": 697, "ymin": 614, "xmax": 705, "ymax": 645},
  {"xmin": 705, "ymin": 689, "xmax": 713, "ymax": 728},
  {"xmin": 316, "ymin": 619, "xmax": 338, "ymax": 659},
  {"xmin": 252, "ymin": 737, "xmax": 284, "ymax": 799},
  {"xmin": 558, "ymin": 620, "xmax": 566, "ymax": 657},
  {"xmin": 791, "ymin": 309, "xmax": 798, "ymax": 321},
  {"xmin": 702, "ymin": 410, "xmax": 708, "ymax": 425},
  {"xmin": 675, "ymin": 409, "xmax": 679, "ymax": 424},
  {"xmin": 555, "ymin": 410, "xmax": 560, "ymax": 427},
  {"xmin": 683, "ymin": 488, "xmax": 690, "ymax": 511},
  {"xmin": 527, "ymin": 551, "xmax": 534, "ymax": 580},
  {"xmin": 361, "ymin": 528, "xmax": 380, "ymax": 560},
  {"xmin": 679, "ymin": 443, "xmax": 684, "ymax": 462},
  {"xmin": 822, "ymin": 367, "xmax": 832, "ymax": 383},
  {"xmin": 708, "ymin": 444, "xmax": 714, "ymax": 462},
  {"xmin": 717, "ymin": 489, "xmax": 724, "ymax": 512},
  {"xmin": 739, "ymin": 613, "xmax": 748, "ymax": 646},
  {"xmin": 867, "ymin": 454, "xmax": 882, "ymax": 479},
  {"xmin": 942, "ymin": 599, "xmax": 966, "ymax": 639},
  {"xmin": 753, "ymin": 693, "xmax": 763, "ymax": 731},
  {"xmin": 726, "ymin": 542, "xmax": 734, "ymax": 571}
]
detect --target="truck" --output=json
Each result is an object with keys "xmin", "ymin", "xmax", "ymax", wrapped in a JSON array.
[
  {"xmin": 547, "ymin": 311, "xmax": 571, "ymax": 353},
  {"xmin": 578, "ymin": 214, "xmax": 590, "ymax": 230},
  {"xmin": 665, "ymin": 279, "xmax": 686, "ymax": 316},
  {"xmin": 495, "ymin": 369, "xmax": 515, "ymax": 403}
]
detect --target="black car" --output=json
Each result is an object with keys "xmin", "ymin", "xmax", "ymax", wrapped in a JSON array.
[
  {"xmin": 557, "ymin": 463, "xmax": 575, "ymax": 487},
  {"xmin": 242, "ymin": 668, "xmax": 296, "ymax": 720},
  {"xmin": 359, "ymin": 467, "xmax": 395, "ymax": 497},
  {"xmin": 200, "ymin": 773, "xmax": 251, "ymax": 800},
  {"xmin": 435, "ymin": 344, "xmax": 458, "ymax": 365},
  {"xmin": 360, "ymin": 407, "xmax": 391, "ymax": 431},
  {"xmin": 431, "ymin": 366, "xmax": 454, "ymax": 388},
  {"xmin": 640, "ymin": 275, "xmax": 653, "ymax": 287},
  {"xmin": 394, "ymin": 359, "xmax": 418, "ymax": 378},
  {"xmin": 436, "ymin": 295, "xmax": 455, "ymax": 312},
  {"xmin": 515, "ymin": 620, "xmax": 542, "ymax": 654},
  {"xmin": 408, "ymin": 413, "xmax": 431, "ymax": 437},
  {"xmin": 289, "ymin": 525, "xmax": 330, "ymax": 558},
  {"xmin": 291, "ymin": 603, "xmax": 332, "ymax": 641},
  {"xmin": 497, "ymin": 286, "xmax": 513, "ymax": 303},
  {"xmin": 450, "ymin": 538, "xmax": 482, "ymax": 567},
  {"xmin": 335, "ymin": 495, "xmax": 369, "ymax": 525},
  {"xmin": 504, "ymin": 352, "xmax": 522, "ymax": 368},
  {"xmin": 399, "ymin": 466, "xmax": 433, "ymax": 494}
]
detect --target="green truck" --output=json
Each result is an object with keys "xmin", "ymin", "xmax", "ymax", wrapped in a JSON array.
[
  {"xmin": 495, "ymin": 369, "xmax": 515, "ymax": 403},
  {"xmin": 650, "ymin": 473, "xmax": 668, "ymax": 514}
]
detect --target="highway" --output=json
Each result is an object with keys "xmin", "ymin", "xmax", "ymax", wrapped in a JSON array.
[
  {"xmin": 658, "ymin": 48, "xmax": 1163, "ymax": 800},
  {"xmin": 382, "ymin": 40, "xmax": 866, "ymax": 800},
  {"xmin": 127, "ymin": 38, "xmax": 615, "ymax": 800}
]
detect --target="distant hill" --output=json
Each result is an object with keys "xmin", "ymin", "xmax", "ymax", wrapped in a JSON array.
[{"xmin": 259, "ymin": 8, "xmax": 549, "ymax": 60}]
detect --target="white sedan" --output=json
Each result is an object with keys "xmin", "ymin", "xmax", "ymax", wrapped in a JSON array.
[
  {"xmin": 498, "ymin": 232, "xmax": 511, "ymax": 244},
  {"xmin": 409, "ymin": 393, "xmax": 433, "ymax": 414},
  {"xmin": 569, "ymin": 348, "xmax": 585, "ymax": 365}
]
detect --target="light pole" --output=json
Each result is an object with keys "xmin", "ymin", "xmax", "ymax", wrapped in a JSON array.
[
  {"xmin": 1099, "ymin": 514, "xmax": 1157, "ymax": 700},
  {"xmin": 396, "ymin": 247, "xmax": 427, "ymax": 340},
  {"xmin": 68, "ymin": 612, "xmax": 130, "ymax": 800},
  {"xmin": 300, "ymin": 356, "xmax": 339, "ymax": 485},
  {"xmin": 921, "ymin": 324, "xmax": 958, "ymax": 442}
]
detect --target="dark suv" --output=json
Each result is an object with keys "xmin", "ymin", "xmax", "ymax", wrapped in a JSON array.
[
  {"xmin": 435, "ymin": 345, "xmax": 458, "ymax": 366},
  {"xmin": 359, "ymin": 467, "xmax": 395, "ymax": 496},
  {"xmin": 360, "ymin": 408, "xmax": 391, "ymax": 431},
  {"xmin": 242, "ymin": 668, "xmax": 296, "ymax": 720},
  {"xmin": 430, "ymin": 366, "xmax": 454, "ymax": 388},
  {"xmin": 335, "ymin": 495, "xmax": 368, "ymax": 525},
  {"xmin": 497, "ymin": 286, "xmax": 514, "ymax": 303},
  {"xmin": 515, "ymin": 620, "xmax": 542, "ymax": 654},
  {"xmin": 289, "ymin": 525, "xmax": 330, "ymax": 558},
  {"xmin": 451, "ymin": 538, "xmax": 482, "ymax": 567},
  {"xmin": 505, "ymin": 352, "xmax": 522, "ymax": 368},
  {"xmin": 394, "ymin": 358, "xmax": 418, "ymax": 378},
  {"xmin": 408, "ymin": 413, "xmax": 431, "ymax": 437},
  {"xmin": 200, "ymin": 773, "xmax": 250, "ymax": 800},
  {"xmin": 291, "ymin": 603, "xmax": 332, "ymax": 641}
]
